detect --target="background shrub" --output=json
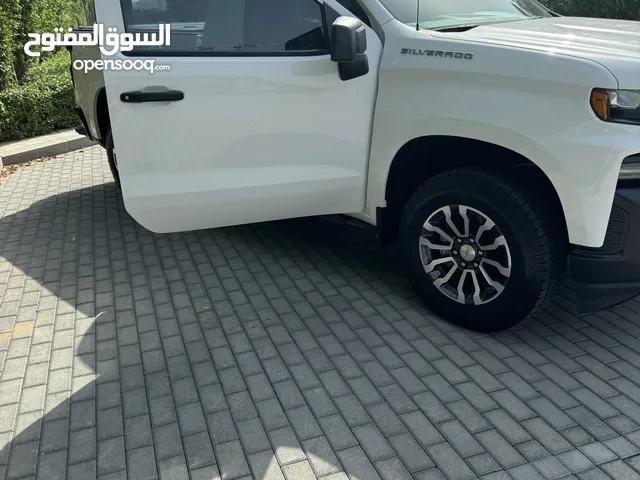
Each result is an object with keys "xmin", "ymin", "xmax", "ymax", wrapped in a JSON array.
[
  {"xmin": 0, "ymin": 52, "xmax": 76, "ymax": 143},
  {"xmin": 23, "ymin": 50, "xmax": 71, "ymax": 85}
]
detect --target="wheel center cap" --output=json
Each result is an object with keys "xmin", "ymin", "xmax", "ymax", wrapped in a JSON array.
[{"xmin": 460, "ymin": 244, "xmax": 476, "ymax": 262}]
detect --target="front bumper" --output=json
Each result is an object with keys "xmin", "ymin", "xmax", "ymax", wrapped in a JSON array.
[{"xmin": 569, "ymin": 185, "xmax": 640, "ymax": 313}]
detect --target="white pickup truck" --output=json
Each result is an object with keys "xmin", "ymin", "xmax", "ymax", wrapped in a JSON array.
[{"xmin": 70, "ymin": 0, "xmax": 640, "ymax": 332}]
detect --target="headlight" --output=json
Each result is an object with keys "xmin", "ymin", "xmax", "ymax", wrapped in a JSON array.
[{"xmin": 591, "ymin": 89, "xmax": 640, "ymax": 125}]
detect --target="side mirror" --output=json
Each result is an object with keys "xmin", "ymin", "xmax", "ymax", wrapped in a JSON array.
[{"xmin": 330, "ymin": 16, "xmax": 369, "ymax": 81}]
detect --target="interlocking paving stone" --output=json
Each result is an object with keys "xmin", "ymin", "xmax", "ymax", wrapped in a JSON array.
[{"xmin": 3, "ymin": 148, "xmax": 640, "ymax": 479}]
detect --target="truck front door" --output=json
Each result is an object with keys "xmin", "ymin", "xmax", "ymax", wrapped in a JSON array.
[{"xmin": 96, "ymin": 0, "xmax": 382, "ymax": 233}]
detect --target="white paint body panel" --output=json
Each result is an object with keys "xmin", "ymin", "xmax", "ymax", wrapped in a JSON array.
[
  {"xmin": 95, "ymin": 0, "xmax": 640, "ymax": 248},
  {"xmin": 96, "ymin": 0, "xmax": 382, "ymax": 233},
  {"xmin": 365, "ymin": 16, "xmax": 640, "ymax": 247}
]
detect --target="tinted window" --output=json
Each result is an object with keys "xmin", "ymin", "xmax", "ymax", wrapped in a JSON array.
[{"xmin": 120, "ymin": 0, "xmax": 328, "ymax": 54}]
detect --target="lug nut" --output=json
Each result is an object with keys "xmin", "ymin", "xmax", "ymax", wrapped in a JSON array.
[
  {"xmin": 478, "ymin": 251, "xmax": 483, "ymax": 256},
  {"xmin": 473, "ymin": 263, "xmax": 478, "ymax": 268},
  {"xmin": 469, "ymin": 239, "xmax": 474, "ymax": 244},
  {"xmin": 453, "ymin": 250, "xmax": 458, "ymax": 255},
  {"xmin": 457, "ymin": 238, "xmax": 462, "ymax": 244},
  {"xmin": 461, "ymin": 262, "xmax": 466, "ymax": 268}
]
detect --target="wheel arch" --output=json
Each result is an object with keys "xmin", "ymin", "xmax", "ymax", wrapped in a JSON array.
[{"xmin": 378, "ymin": 135, "xmax": 569, "ymax": 248}]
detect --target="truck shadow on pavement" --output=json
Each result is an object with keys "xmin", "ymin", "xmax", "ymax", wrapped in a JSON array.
[
  {"xmin": 0, "ymin": 181, "xmax": 420, "ymax": 479},
  {"xmin": 1, "ymin": 180, "xmax": 640, "ymax": 480}
]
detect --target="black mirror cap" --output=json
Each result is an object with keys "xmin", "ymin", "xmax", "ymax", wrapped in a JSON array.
[{"xmin": 330, "ymin": 16, "xmax": 367, "ymax": 62}]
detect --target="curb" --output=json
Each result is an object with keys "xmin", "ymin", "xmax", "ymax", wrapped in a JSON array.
[{"xmin": 0, "ymin": 129, "xmax": 97, "ymax": 169}]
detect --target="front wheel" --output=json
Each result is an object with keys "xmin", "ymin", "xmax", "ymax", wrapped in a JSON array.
[{"xmin": 399, "ymin": 168, "xmax": 564, "ymax": 332}]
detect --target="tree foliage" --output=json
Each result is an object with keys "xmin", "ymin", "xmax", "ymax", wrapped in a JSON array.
[
  {"xmin": 0, "ymin": 52, "xmax": 76, "ymax": 142},
  {"xmin": 0, "ymin": 0, "xmax": 89, "ymax": 90},
  {"xmin": 0, "ymin": 0, "xmax": 22, "ymax": 90}
]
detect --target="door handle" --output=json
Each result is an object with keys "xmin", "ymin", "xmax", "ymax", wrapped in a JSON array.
[{"xmin": 120, "ymin": 90, "xmax": 184, "ymax": 103}]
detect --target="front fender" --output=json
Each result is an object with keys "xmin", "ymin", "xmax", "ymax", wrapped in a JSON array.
[
  {"xmin": 371, "ymin": 117, "xmax": 639, "ymax": 248},
  {"xmin": 367, "ymin": 20, "xmax": 622, "ymax": 247},
  {"xmin": 518, "ymin": 118, "xmax": 640, "ymax": 248}
]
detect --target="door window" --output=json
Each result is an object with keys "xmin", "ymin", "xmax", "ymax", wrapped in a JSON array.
[{"xmin": 119, "ymin": 0, "xmax": 329, "ymax": 55}]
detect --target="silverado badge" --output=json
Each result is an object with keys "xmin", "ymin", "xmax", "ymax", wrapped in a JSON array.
[{"xmin": 401, "ymin": 48, "xmax": 473, "ymax": 60}]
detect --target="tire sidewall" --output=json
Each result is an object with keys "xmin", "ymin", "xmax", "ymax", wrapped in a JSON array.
[{"xmin": 402, "ymin": 180, "xmax": 544, "ymax": 330}]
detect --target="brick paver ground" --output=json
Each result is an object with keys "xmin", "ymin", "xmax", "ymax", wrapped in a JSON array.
[{"xmin": 2, "ymin": 147, "xmax": 640, "ymax": 480}]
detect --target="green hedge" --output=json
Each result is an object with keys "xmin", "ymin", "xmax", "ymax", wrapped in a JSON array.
[{"xmin": 0, "ymin": 53, "xmax": 77, "ymax": 143}]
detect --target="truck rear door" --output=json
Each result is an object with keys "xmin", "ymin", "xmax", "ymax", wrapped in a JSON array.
[{"xmin": 95, "ymin": 0, "xmax": 382, "ymax": 233}]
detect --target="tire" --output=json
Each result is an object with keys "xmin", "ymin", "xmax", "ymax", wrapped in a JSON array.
[
  {"xmin": 105, "ymin": 128, "xmax": 121, "ymax": 189},
  {"xmin": 399, "ymin": 168, "xmax": 564, "ymax": 332}
]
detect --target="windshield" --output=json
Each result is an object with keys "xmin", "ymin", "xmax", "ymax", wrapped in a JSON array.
[{"xmin": 380, "ymin": 0, "xmax": 552, "ymax": 30}]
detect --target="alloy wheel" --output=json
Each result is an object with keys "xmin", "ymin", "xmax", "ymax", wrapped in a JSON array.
[{"xmin": 419, "ymin": 205, "xmax": 512, "ymax": 305}]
